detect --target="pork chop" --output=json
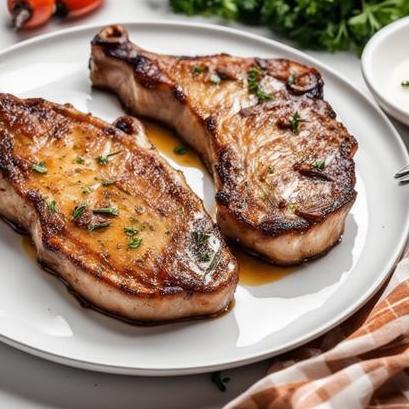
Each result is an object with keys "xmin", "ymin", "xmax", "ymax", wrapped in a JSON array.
[
  {"xmin": 0, "ymin": 93, "xmax": 238, "ymax": 322},
  {"xmin": 90, "ymin": 25, "xmax": 358, "ymax": 265}
]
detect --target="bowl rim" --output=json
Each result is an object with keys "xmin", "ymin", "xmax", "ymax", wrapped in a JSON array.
[{"xmin": 361, "ymin": 16, "xmax": 409, "ymax": 125}]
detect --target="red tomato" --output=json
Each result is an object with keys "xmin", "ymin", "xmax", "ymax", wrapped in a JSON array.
[
  {"xmin": 55, "ymin": 0, "xmax": 103, "ymax": 18},
  {"xmin": 7, "ymin": 0, "xmax": 55, "ymax": 29}
]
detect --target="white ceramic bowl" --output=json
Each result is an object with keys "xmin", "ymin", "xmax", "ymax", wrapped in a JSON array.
[{"xmin": 362, "ymin": 16, "xmax": 409, "ymax": 126}]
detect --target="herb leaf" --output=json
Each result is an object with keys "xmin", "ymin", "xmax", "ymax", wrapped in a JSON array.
[
  {"xmin": 402, "ymin": 81, "xmax": 409, "ymax": 87},
  {"xmin": 171, "ymin": 0, "xmax": 409, "ymax": 53},
  {"xmin": 74, "ymin": 156, "xmax": 85, "ymax": 165},
  {"xmin": 128, "ymin": 237, "xmax": 143, "ymax": 249},
  {"xmin": 289, "ymin": 112, "xmax": 305, "ymax": 135},
  {"xmin": 124, "ymin": 226, "xmax": 139, "ymax": 236},
  {"xmin": 192, "ymin": 65, "xmax": 206, "ymax": 76},
  {"xmin": 82, "ymin": 185, "xmax": 94, "ymax": 195},
  {"xmin": 173, "ymin": 144, "xmax": 188, "ymax": 155},
  {"xmin": 247, "ymin": 65, "xmax": 273, "ymax": 102},
  {"xmin": 192, "ymin": 231, "xmax": 210, "ymax": 247},
  {"xmin": 72, "ymin": 203, "xmax": 88, "ymax": 220},
  {"xmin": 92, "ymin": 207, "xmax": 119, "ymax": 217},
  {"xmin": 313, "ymin": 160, "xmax": 325, "ymax": 170},
  {"xmin": 288, "ymin": 203, "xmax": 298, "ymax": 213},
  {"xmin": 97, "ymin": 150, "xmax": 121, "ymax": 165},
  {"xmin": 88, "ymin": 221, "xmax": 111, "ymax": 231},
  {"xmin": 211, "ymin": 371, "xmax": 230, "ymax": 392},
  {"xmin": 47, "ymin": 200, "xmax": 58, "ymax": 214},
  {"xmin": 32, "ymin": 161, "xmax": 47, "ymax": 174}
]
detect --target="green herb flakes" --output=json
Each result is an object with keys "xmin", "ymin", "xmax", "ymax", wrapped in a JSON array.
[
  {"xmin": 211, "ymin": 371, "xmax": 230, "ymax": 392},
  {"xmin": 72, "ymin": 203, "xmax": 88, "ymax": 220},
  {"xmin": 312, "ymin": 160, "xmax": 325, "ymax": 170},
  {"xmin": 288, "ymin": 203, "xmax": 298, "ymax": 213},
  {"xmin": 74, "ymin": 156, "xmax": 85, "ymax": 165},
  {"xmin": 97, "ymin": 150, "xmax": 121, "ymax": 165},
  {"xmin": 124, "ymin": 226, "xmax": 139, "ymax": 236},
  {"xmin": 192, "ymin": 231, "xmax": 210, "ymax": 247},
  {"xmin": 47, "ymin": 200, "xmax": 58, "ymax": 214},
  {"xmin": 247, "ymin": 65, "xmax": 273, "ymax": 102},
  {"xmin": 128, "ymin": 237, "xmax": 143, "ymax": 249},
  {"xmin": 88, "ymin": 221, "xmax": 111, "ymax": 231},
  {"xmin": 173, "ymin": 144, "xmax": 188, "ymax": 155},
  {"xmin": 92, "ymin": 207, "xmax": 119, "ymax": 217},
  {"xmin": 32, "ymin": 161, "xmax": 47, "ymax": 174},
  {"xmin": 289, "ymin": 112, "xmax": 304, "ymax": 135},
  {"xmin": 192, "ymin": 65, "xmax": 206, "ymax": 76}
]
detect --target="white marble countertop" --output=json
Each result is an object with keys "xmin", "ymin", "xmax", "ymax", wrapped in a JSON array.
[{"xmin": 0, "ymin": 1, "xmax": 407, "ymax": 408}]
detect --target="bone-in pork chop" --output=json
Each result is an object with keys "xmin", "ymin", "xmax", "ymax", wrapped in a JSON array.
[{"xmin": 0, "ymin": 93, "xmax": 238, "ymax": 322}]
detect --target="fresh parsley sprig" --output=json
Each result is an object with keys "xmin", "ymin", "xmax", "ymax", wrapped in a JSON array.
[{"xmin": 170, "ymin": 0, "xmax": 409, "ymax": 53}]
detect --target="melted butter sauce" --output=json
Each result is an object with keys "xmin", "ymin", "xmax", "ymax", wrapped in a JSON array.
[
  {"xmin": 145, "ymin": 121, "xmax": 206, "ymax": 170},
  {"xmin": 21, "ymin": 236, "xmax": 36, "ymax": 261},
  {"xmin": 20, "ymin": 122, "xmax": 292, "ymax": 287},
  {"xmin": 144, "ymin": 121, "xmax": 293, "ymax": 286}
]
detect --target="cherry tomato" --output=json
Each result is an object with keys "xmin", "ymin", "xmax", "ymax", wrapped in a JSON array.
[
  {"xmin": 7, "ymin": 0, "xmax": 55, "ymax": 29},
  {"xmin": 55, "ymin": 0, "xmax": 103, "ymax": 18}
]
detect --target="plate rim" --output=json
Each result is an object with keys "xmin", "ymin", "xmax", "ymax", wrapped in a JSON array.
[
  {"xmin": 361, "ymin": 16, "xmax": 409, "ymax": 126},
  {"xmin": 0, "ymin": 20, "xmax": 408, "ymax": 376}
]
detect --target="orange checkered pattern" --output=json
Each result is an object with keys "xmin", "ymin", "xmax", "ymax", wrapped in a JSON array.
[{"xmin": 226, "ymin": 255, "xmax": 409, "ymax": 409}]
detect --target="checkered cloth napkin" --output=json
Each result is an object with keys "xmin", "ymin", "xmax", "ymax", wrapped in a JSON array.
[{"xmin": 225, "ymin": 252, "xmax": 409, "ymax": 409}]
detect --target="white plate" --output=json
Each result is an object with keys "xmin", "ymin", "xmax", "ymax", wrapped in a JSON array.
[
  {"xmin": 362, "ymin": 16, "xmax": 409, "ymax": 126},
  {"xmin": 0, "ymin": 21, "xmax": 408, "ymax": 376}
]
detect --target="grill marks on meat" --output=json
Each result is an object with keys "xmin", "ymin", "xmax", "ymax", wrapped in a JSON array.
[
  {"xmin": 90, "ymin": 25, "xmax": 357, "ymax": 265},
  {"xmin": 0, "ymin": 93, "xmax": 238, "ymax": 322}
]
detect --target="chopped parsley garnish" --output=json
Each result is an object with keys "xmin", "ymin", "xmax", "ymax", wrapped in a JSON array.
[
  {"xmin": 124, "ymin": 226, "xmax": 139, "ymax": 236},
  {"xmin": 72, "ymin": 203, "xmax": 88, "ymax": 220},
  {"xmin": 192, "ymin": 231, "xmax": 210, "ymax": 247},
  {"xmin": 289, "ymin": 112, "xmax": 305, "ymax": 135},
  {"xmin": 32, "ymin": 161, "xmax": 47, "ymax": 174},
  {"xmin": 288, "ymin": 203, "xmax": 298, "ymax": 213},
  {"xmin": 102, "ymin": 179, "xmax": 116, "ymax": 186},
  {"xmin": 267, "ymin": 166, "xmax": 274, "ymax": 174},
  {"xmin": 74, "ymin": 156, "xmax": 85, "ymax": 165},
  {"xmin": 128, "ymin": 237, "xmax": 143, "ymax": 249},
  {"xmin": 82, "ymin": 185, "xmax": 94, "ymax": 195},
  {"xmin": 96, "ymin": 150, "xmax": 121, "ymax": 165},
  {"xmin": 312, "ymin": 160, "xmax": 325, "ymax": 170},
  {"xmin": 92, "ymin": 207, "xmax": 119, "ymax": 217},
  {"xmin": 211, "ymin": 371, "xmax": 230, "ymax": 392},
  {"xmin": 173, "ymin": 144, "xmax": 188, "ymax": 155},
  {"xmin": 402, "ymin": 81, "xmax": 409, "ymax": 87},
  {"xmin": 247, "ymin": 65, "xmax": 273, "ymax": 102},
  {"xmin": 88, "ymin": 221, "xmax": 111, "ymax": 231},
  {"xmin": 210, "ymin": 73, "xmax": 221, "ymax": 84},
  {"xmin": 192, "ymin": 65, "xmax": 206, "ymax": 76},
  {"xmin": 47, "ymin": 200, "xmax": 58, "ymax": 214},
  {"xmin": 199, "ymin": 253, "xmax": 211, "ymax": 262}
]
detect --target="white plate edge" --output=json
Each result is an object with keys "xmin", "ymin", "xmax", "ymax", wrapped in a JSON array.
[{"xmin": 0, "ymin": 20, "xmax": 408, "ymax": 375}]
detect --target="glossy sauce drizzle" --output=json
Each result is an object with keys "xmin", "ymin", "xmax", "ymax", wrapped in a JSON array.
[
  {"xmin": 20, "ymin": 122, "xmax": 292, "ymax": 287},
  {"xmin": 21, "ymin": 235, "xmax": 36, "ymax": 260},
  {"xmin": 145, "ymin": 121, "xmax": 293, "ymax": 286}
]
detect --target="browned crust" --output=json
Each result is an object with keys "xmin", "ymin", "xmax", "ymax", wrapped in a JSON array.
[
  {"xmin": 0, "ymin": 93, "xmax": 238, "ymax": 302},
  {"xmin": 90, "ymin": 25, "xmax": 357, "ymax": 243}
]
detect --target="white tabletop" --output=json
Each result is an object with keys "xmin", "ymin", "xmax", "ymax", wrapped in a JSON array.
[{"xmin": 0, "ymin": 1, "xmax": 408, "ymax": 408}]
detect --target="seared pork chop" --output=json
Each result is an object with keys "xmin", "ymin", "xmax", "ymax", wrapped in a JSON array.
[
  {"xmin": 0, "ymin": 93, "xmax": 238, "ymax": 322},
  {"xmin": 90, "ymin": 25, "xmax": 358, "ymax": 265}
]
